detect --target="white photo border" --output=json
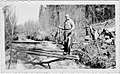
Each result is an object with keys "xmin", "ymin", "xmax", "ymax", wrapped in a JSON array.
[{"xmin": 0, "ymin": 0, "xmax": 120, "ymax": 73}]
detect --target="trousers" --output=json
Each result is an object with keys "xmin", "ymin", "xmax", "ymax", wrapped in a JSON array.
[{"xmin": 63, "ymin": 31, "xmax": 73, "ymax": 54}]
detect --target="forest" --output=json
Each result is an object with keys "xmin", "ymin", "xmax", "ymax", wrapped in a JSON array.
[{"xmin": 4, "ymin": 5, "xmax": 115, "ymax": 69}]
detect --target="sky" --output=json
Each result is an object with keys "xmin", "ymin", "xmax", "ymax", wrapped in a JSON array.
[
  {"xmin": 15, "ymin": 3, "xmax": 40, "ymax": 25},
  {"xmin": 2, "ymin": 2, "xmax": 41, "ymax": 25}
]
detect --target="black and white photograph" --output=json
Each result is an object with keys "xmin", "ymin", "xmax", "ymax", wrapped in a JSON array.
[{"xmin": 0, "ymin": 1, "xmax": 120, "ymax": 73}]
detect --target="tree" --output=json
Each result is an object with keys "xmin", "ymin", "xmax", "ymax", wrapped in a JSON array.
[
  {"xmin": 3, "ymin": 5, "xmax": 17, "ymax": 41},
  {"xmin": 3, "ymin": 5, "xmax": 17, "ymax": 69},
  {"xmin": 85, "ymin": 5, "xmax": 115, "ymax": 24}
]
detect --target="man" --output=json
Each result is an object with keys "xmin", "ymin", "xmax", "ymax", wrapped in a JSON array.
[{"xmin": 59, "ymin": 14, "xmax": 75, "ymax": 55}]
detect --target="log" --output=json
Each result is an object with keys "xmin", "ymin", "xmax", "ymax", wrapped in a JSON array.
[
  {"xmin": 12, "ymin": 41, "xmax": 42, "ymax": 44},
  {"xmin": 29, "ymin": 47, "xmax": 64, "ymax": 52},
  {"xmin": 24, "ymin": 58, "xmax": 61, "ymax": 64},
  {"xmin": 12, "ymin": 41, "xmax": 81, "ymax": 44},
  {"xmin": 24, "ymin": 51, "xmax": 77, "ymax": 60},
  {"xmin": 41, "ymin": 58, "xmax": 61, "ymax": 63},
  {"xmin": 23, "ymin": 58, "xmax": 62, "ymax": 69},
  {"xmin": 28, "ymin": 50, "xmax": 63, "ymax": 55},
  {"xmin": 23, "ymin": 61, "xmax": 49, "ymax": 69}
]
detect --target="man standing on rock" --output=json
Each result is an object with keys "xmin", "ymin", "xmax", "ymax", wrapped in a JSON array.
[{"xmin": 59, "ymin": 14, "xmax": 75, "ymax": 55}]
